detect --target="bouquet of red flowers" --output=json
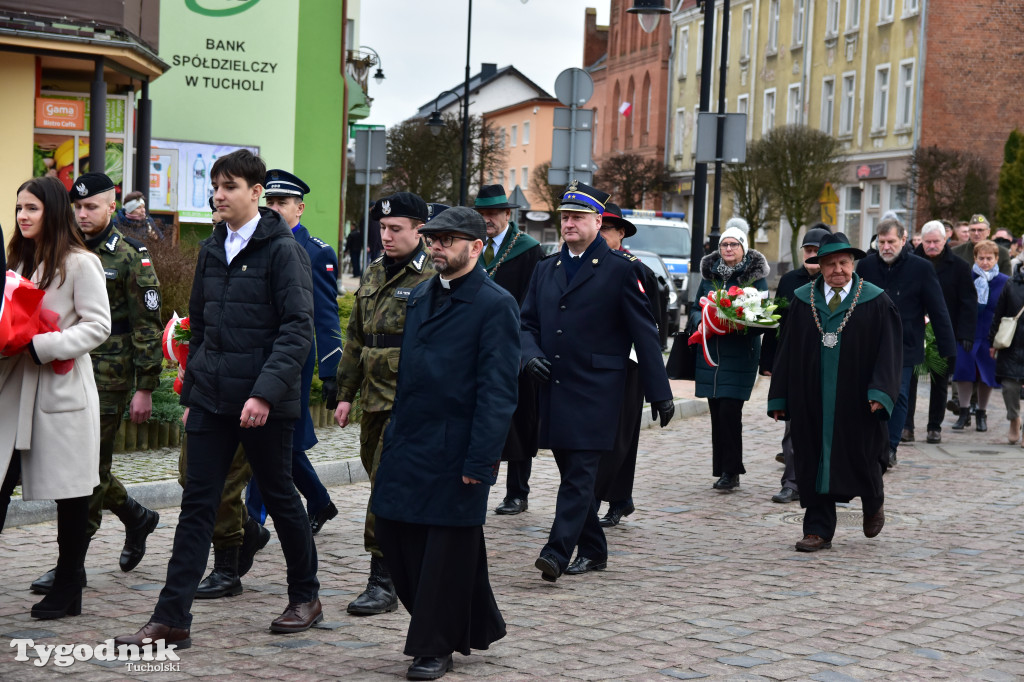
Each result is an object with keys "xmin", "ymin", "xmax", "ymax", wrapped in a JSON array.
[
  {"xmin": 688, "ymin": 284, "xmax": 781, "ymax": 367},
  {"xmin": 162, "ymin": 312, "xmax": 191, "ymax": 394},
  {"xmin": 1, "ymin": 270, "xmax": 74, "ymax": 374}
]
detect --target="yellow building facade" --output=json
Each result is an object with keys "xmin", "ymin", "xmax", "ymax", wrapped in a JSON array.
[{"xmin": 667, "ymin": 0, "xmax": 924, "ymax": 264}]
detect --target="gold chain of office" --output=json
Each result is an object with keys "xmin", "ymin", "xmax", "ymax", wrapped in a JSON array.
[
  {"xmin": 809, "ymin": 277, "xmax": 865, "ymax": 348},
  {"xmin": 485, "ymin": 232, "xmax": 523, "ymax": 280}
]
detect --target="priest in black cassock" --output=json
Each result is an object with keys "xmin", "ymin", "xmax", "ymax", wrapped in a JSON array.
[{"xmin": 766, "ymin": 232, "xmax": 902, "ymax": 553}]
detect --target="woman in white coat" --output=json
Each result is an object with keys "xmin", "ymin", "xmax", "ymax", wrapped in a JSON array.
[{"xmin": 1, "ymin": 176, "xmax": 110, "ymax": 619}]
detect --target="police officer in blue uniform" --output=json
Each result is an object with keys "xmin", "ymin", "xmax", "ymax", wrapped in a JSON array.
[
  {"xmin": 247, "ymin": 170, "xmax": 342, "ymax": 532},
  {"xmin": 520, "ymin": 181, "xmax": 675, "ymax": 582}
]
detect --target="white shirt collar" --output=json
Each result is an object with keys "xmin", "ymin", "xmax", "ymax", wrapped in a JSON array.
[
  {"xmin": 229, "ymin": 212, "xmax": 260, "ymax": 241},
  {"xmin": 825, "ymin": 278, "xmax": 853, "ymax": 302},
  {"xmin": 490, "ymin": 225, "xmax": 510, "ymax": 250},
  {"xmin": 225, "ymin": 212, "xmax": 260, "ymax": 264},
  {"xmin": 438, "ymin": 275, "xmax": 452, "ymax": 290}
]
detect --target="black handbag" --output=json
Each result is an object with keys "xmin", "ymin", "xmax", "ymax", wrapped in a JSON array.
[{"xmin": 666, "ymin": 324, "xmax": 698, "ymax": 380}]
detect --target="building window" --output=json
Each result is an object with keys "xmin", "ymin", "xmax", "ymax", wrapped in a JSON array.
[
  {"xmin": 677, "ymin": 27, "xmax": 689, "ymax": 78},
  {"xmin": 741, "ymin": 7, "xmax": 752, "ymax": 59},
  {"xmin": 763, "ymin": 88, "xmax": 776, "ymax": 134},
  {"xmin": 872, "ymin": 65, "xmax": 890, "ymax": 133},
  {"xmin": 820, "ymin": 77, "xmax": 835, "ymax": 134},
  {"xmin": 737, "ymin": 94, "xmax": 750, "ymax": 139},
  {"xmin": 904, "ymin": 0, "xmax": 920, "ymax": 16},
  {"xmin": 844, "ymin": 186, "xmax": 863, "ymax": 244},
  {"xmin": 510, "ymin": 125, "xmax": 518, "ymax": 147},
  {"xmin": 522, "ymin": 121, "xmax": 530, "ymax": 145},
  {"xmin": 674, "ymin": 108, "xmax": 686, "ymax": 156},
  {"xmin": 878, "ymin": 0, "xmax": 894, "ymax": 23},
  {"xmin": 521, "ymin": 166, "xmax": 528, "ymax": 188},
  {"xmin": 499, "ymin": 169, "xmax": 505, "ymax": 185},
  {"xmin": 825, "ymin": 0, "xmax": 839, "ymax": 36},
  {"xmin": 890, "ymin": 184, "xmax": 909, "ymax": 222},
  {"xmin": 792, "ymin": 0, "xmax": 805, "ymax": 47},
  {"xmin": 500, "ymin": 127, "xmax": 507, "ymax": 148},
  {"xmin": 868, "ymin": 182, "xmax": 881, "ymax": 208},
  {"xmin": 786, "ymin": 83, "xmax": 802, "ymax": 124},
  {"xmin": 846, "ymin": 0, "xmax": 860, "ymax": 31},
  {"xmin": 895, "ymin": 59, "xmax": 914, "ymax": 130},
  {"xmin": 840, "ymin": 72, "xmax": 856, "ymax": 135},
  {"xmin": 696, "ymin": 22, "xmax": 703, "ymax": 74},
  {"xmin": 768, "ymin": 0, "xmax": 780, "ymax": 53},
  {"xmin": 509, "ymin": 168, "xmax": 516, "ymax": 187},
  {"xmin": 643, "ymin": 74, "xmax": 652, "ymax": 133}
]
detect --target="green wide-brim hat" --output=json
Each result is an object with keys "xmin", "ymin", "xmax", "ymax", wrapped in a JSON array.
[
  {"xmin": 804, "ymin": 231, "xmax": 866, "ymax": 263},
  {"xmin": 473, "ymin": 184, "xmax": 519, "ymax": 209}
]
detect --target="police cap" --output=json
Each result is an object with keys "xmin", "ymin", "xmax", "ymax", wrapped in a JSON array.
[
  {"xmin": 370, "ymin": 191, "xmax": 428, "ymax": 223},
  {"xmin": 264, "ymin": 169, "xmax": 310, "ymax": 197},
  {"xmin": 426, "ymin": 203, "xmax": 450, "ymax": 222},
  {"xmin": 418, "ymin": 206, "xmax": 486, "ymax": 241},
  {"xmin": 70, "ymin": 173, "xmax": 116, "ymax": 201}
]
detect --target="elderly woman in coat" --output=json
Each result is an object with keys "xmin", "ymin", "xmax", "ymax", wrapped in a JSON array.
[
  {"xmin": 689, "ymin": 218, "xmax": 769, "ymax": 491},
  {"xmin": 989, "ymin": 265, "xmax": 1024, "ymax": 444},
  {"xmin": 951, "ymin": 239, "xmax": 1007, "ymax": 433},
  {"xmin": 1, "ymin": 176, "xmax": 111, "ymax": 620}
]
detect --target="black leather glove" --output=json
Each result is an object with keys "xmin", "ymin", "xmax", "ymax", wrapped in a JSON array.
[
  {"xmin": 525, "ymin": 357, "xmax": 552, "ymax": 383},
  {"xmin": 959, "ymin": 339, "xmax": 973, "ymax": 353},
  {"xmin": 651, "ymin": 399, "xmax": 675, "ymax": 427},
  {"xmin": 321, "ymin": 378, "xmax": 339, "ymax": 410}
]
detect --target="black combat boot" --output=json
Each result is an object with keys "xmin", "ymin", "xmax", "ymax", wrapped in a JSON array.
[
  {"xmin": 194, "ymin": 547, "xmax": 243, "ymax": 599},
  {"xmin": 346, "ymin": 556, "xmax": 398, "ymax": 615},
  {"xmin": 112, "ymin": 497, "xmax": 160, "ymax": 572},
  {"xmin": 238, "ymin": 516, "xmax": 271, "ymax": 578},
  {"xmin": 952, "ymin": 407, "xmax": 971, "ymax": 430},
  {"xmin": 975, "ymin": 409, "xmax": 988, "ymax": 432}
]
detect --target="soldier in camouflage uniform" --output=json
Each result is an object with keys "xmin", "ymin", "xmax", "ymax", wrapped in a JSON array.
[
  {"xmin": 31, "ymin": 173, "xmax": 162, "ymax": 595},
  {"xmin": 335, "ymin": 192, "xmax": 434, "ymax": 615}
]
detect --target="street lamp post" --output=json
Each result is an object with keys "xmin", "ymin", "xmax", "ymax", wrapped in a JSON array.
[{"xmin": 359, "ymin": 45, "xmax": 386, "ymax": 85}]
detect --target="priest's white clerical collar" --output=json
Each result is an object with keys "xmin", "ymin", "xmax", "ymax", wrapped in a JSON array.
[{"xmin": 439, "ymin": 276, "xmax": 452, "ymax": 289}]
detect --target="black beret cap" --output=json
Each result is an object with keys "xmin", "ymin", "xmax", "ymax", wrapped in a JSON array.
[
  {"xmin": 370, "ymin": 191, "xmax": 428, "ymax": 222},
  {"xmin": 69, "ymin": 173, "xmax": 115, "ymax": 201}
]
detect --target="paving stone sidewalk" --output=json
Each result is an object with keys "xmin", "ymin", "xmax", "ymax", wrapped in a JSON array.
[{"xmin": 2, "ymin": 378, "xmax": 1024, "ymax": 681}]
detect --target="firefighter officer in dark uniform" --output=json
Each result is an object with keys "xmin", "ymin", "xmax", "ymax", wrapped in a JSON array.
[
  {"xmin": 520, "ymin": 181, "xmax": 675, "ymax": 582},
  {"xmin": 31, "ymin": 172, "xmax": 162, "ymax": 595}
]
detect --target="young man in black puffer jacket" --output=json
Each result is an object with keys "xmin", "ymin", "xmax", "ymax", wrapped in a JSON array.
[{"xmin": 116, "ymin": 149, "xmax": 321, "ymax": 650}]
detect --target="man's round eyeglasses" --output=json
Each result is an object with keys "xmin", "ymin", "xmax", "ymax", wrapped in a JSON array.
[{"xmin": 423, "ymin": 234, "xmax": 474, "ymax": 248}]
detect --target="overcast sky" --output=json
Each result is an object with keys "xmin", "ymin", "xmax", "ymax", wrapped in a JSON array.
[{"xmin": 359, "ymin": 0, "xmax": 611, "ymax": 128}]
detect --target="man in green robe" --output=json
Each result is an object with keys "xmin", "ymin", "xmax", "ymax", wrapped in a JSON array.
[{"xmin": 767, "ymin": 232, "xmax": 902, "ymax": 552}]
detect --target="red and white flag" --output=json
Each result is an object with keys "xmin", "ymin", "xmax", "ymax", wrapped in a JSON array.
[
  {"xmin": 619, "ymin": 101, "xmax": 632, "ymax": 117},
  {"xmin": 326, "ymin": 264, "xmax": 334, "ymax": 272}
]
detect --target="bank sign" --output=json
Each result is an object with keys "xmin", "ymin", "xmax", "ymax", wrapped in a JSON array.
[{"xmin": 149, "ymin": 0, "xmax": 299, "ymax": 171}]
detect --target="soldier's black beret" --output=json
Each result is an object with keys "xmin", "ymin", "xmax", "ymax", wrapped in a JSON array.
[
  {"xmin": 370, "ymin": 191, "xmax": 428, "ymax": 223},
  {"xmin": 70, "ymin": 173, "xmax": 115, "ymax": 201}
]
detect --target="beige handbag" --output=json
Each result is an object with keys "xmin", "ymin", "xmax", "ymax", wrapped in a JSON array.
[{"xmin": 993, "ymin": 303, "xmax": 1024, "ymax": 350}]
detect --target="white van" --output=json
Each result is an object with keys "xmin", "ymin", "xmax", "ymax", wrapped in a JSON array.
[{"xmin": 620, "ymin": 209, "xmax": 692, "ymax": 298}]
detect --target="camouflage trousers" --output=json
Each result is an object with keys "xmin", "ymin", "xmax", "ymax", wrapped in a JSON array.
[
  {"xmin": 86, "ymin": 393, "xmax": 130, "ymax": 537},
  {"xmin": 359, "ymin": 410, "xmax": 391, "ymax": 558},
  {"xmin": 177, "ymin": 434, "xmax": 252, "ymax": 549}
]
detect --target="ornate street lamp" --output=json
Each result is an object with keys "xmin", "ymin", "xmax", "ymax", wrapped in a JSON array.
[{"xmin": 627, "ymin": 0, "xmax": 670, "ymax": 34}]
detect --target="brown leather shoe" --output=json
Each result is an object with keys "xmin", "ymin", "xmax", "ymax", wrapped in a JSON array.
[
  {"xmin": 270, "ymin": 598, "xmax": 323, "ymax": 633},
  {"xmin": 795, "ymin": 535, "xmax": 832, "ymax": 552},
  {"xmin": 863, "ymin": 506, "xmax": 885, "ymax": 538},
  {"xmin": 114, "ymin": 621, "xmax": 191, "ymax": 650}
]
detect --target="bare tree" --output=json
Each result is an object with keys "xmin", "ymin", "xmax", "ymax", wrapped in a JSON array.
[
  {"xmin": 909, "ymin": 145, "xmax": 993, "ymax": 223},
  {"xmin": 757, "ymin": 125, "xmax": 844, "ymax": 264},
  {"xmin": 723, "ymin": 139, "xmax": 777, "ymax": 241},
  {"xmin": 528, "ymin": 161, "xmax": 565, "ymax": 212},
  {"xmin": 594, "ymin": 153, "xmax": 668, "ymax": 209},
  {"xmin": 384, "ymin": 113, "xmax": 506, "ymax": 206}
]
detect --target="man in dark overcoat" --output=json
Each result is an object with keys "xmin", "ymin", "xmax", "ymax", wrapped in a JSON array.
[
  {"xmin": 908, "ymin": 220, "xmax": 977, "ymax": 443},
  {"xmin": 768, "ymin": 233, "xmax": 902, "ymax": 552},
  {"xmin": 857, "ymin": 217, "xmax": 955, "ymax": 468},
  {"xmin": 520, "ymin": 181, "xmax": 674, "ymax": 582},
  {"xmin": 474, "ymin": 184, "xmax": 545, "ymax": 516},
  {"xmin": 371, "ymin": 207, "xmax": 519, "ymax": 681},
  {"xmin": 760, "ymin": 226, "xmax": 831, "ymax": 504}
]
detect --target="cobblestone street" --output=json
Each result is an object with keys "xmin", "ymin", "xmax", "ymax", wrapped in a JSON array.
[{"xmin": 2, "ymin": 378, "xmax": 1024, "ymax": 680}]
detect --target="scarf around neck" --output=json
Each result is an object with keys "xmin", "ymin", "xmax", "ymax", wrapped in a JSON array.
[
  {"xmin": 714, "ymin": 251, "xmax": 750, "ymax": 282},
  {"xmin": 973, "ymin": 263, "xmax": 999, "ymax": 305}
]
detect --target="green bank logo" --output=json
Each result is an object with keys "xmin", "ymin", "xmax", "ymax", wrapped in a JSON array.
[{"xmin": 185, "ymin": 0, "xmax": 262, "ymax": 17}]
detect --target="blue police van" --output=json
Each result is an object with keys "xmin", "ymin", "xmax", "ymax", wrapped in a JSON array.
[{"xmin": 620, "ymin": 210, "xmax": 691, "ymax": 308}]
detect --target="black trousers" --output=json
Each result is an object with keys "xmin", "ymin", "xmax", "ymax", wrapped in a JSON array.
[
  {"xmin": 152, "ymin": 408, "xmax": 318, "ymax": 629},
  {"xmin": 376, "ymin": 518, "xmax": 505, "ymax": 657},
  {"xmin": 595, "ymin": 361, "xmax": 642, "ymax": 505},
  {"xmin": 504, "ymin": 459, "xmax": 532, "ymax": 500},
  {"xmin": 803, "ymin": 495, "xmax": 884, "ymax": 541},
  {"xmin": 906, "ymin": 369, "xmax": 950, "ymax": 432},
  {"xmin": 708, "ymin": 397, "xmax": 746, "ymax": 476},
  {"xmin": 544, "ymin": 449, "xmax": 607, "ymax": 569}
]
